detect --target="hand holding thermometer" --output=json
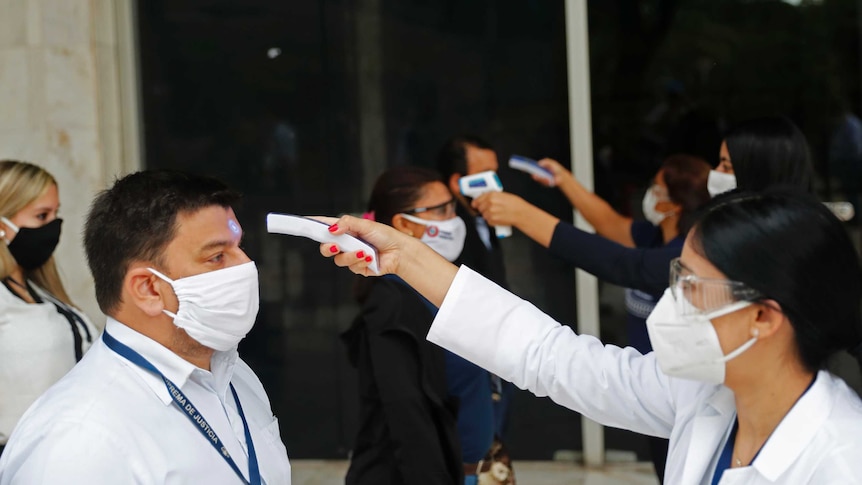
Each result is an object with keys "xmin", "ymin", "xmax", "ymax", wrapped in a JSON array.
[
  {"xmin": 266, "ymin": 213, "xmax": 380, "ymax": 274},
  {"xmin": 508, "ymin": 155, "xmax": 556, "ymax": 187},
  {"xmin": 458, "ymin": 171, "xmax": 513, "ymax": 238}
]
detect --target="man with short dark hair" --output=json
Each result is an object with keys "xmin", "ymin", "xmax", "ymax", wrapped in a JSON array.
[
  {"xmin": 0, "ymin": 170, "xmax": 291, "ymax": 484},
  {"xmin": 436, "ymin": 135, "xmax": 508, "ymax": 288},
  {"xmin": 436, "ymin": 135, "xmax": 516, "ymax": 484}
]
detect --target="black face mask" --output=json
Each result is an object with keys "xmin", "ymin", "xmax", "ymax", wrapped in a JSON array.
[{"xmin": 4, "ymin": 218, "xmax": 63, "ymax": 270}]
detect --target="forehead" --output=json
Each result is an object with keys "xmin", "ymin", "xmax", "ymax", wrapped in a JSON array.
[
  {"xmin": 465, "ymin": 145, "xmax": 498, "ymax": 174},
  {"xmin": 412, "ymin": 182, "xmax": 451, "ymax": 207},
  {"xmin": 680, "ymin": 238, "xmax": 727, "ymax": 280},
  {"xmin": 173, "ymin": 205, "xmax": 241, "ymax": 243},
  {"xmin": 20, "ymin": 184, "xmax": 59, "ymax": 210}
]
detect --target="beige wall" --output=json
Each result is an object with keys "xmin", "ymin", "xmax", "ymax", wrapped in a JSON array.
[{"xmin": 0, "ymin": 0, "xmax": 141, "ymax": 323}]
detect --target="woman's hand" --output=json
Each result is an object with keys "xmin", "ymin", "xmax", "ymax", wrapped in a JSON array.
[
  {"xmin": 316, "ymin": 214, "xmax": 459, "ymax": 306},
  {"xmin": 471, "ymin": 192, "xmax": 530, "ymax": 227},
  {"xmin": 537, "ymin": 158, "xmax": 574, "ymax": 188},
  {"xmin": 317, "ymin": 215, "xmax": 416, "ymax": 277}
]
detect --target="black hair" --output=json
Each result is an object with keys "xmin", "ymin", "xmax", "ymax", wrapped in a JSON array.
[
  {"xmin": 690, "ymin": 189, "xmax": 862, "ymax": 372},
  {"xmin": 724, "ymin": 116, "xmax": 813, "ymax": 192},
  {"xmin": 660, "ymin": 154, "xmax": 711, "ymax": 235},
  {"xmin": 84, "ymin": 170, "xmax": 240, "ymax": 314},
  {"xmin": 436, "ymin": 134, "xmax": 494, "ymax": 180},
  {"xmin": 367, "ymin": 166, "xmax": 445, "ymax": 227}
]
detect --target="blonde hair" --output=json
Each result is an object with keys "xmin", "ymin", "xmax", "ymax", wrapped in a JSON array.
[{"xmin": 0, "ymin": 160, "xmax": 74, "ymax": 306}]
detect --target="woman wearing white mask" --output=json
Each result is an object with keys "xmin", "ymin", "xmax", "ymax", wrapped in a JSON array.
[
  {"xmin": 323, "ymin": 188, "xmax": 862, "ymax": 484},
  {"xmin": 0, "ymin": 160, "xmax": 97, "ymax": 457},
  {"xmin": 342, "ymin": 166, "xmax": 476, "ymax": 485}
]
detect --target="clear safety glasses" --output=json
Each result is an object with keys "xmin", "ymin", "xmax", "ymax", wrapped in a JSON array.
[
  {"xmin": 407, "ymin": 199, "xmax": 457, "ymax": 219},
  {"xmin": 669, "ymin": 258, "xmax": 762, "ymax": 317}
]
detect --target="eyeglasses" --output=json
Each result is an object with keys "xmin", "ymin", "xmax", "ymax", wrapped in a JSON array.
[
  {"xmin": 406, "ymin": 199, "xmax": 457, "ymax": 219},
  {"xmin": 669, "ymin": 258, "xmax": 761, "ymax": 317}
]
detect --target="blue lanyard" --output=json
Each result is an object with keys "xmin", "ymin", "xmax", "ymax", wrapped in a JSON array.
[{"xmin": 103, "ymin": 332, "xmax": 261, "ymax": 485}]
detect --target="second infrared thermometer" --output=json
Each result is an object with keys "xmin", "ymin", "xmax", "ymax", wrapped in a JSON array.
[
  {"xmin": 458, "ymin": 171, "xmax": 512, "ymax": 238},
  {"xmin": 508, "ymin": 155, "xmax": 555, "ymax": 186}
]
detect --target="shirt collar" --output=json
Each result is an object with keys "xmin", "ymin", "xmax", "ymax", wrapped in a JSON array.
[
  {"xmin": 104, "ymin": 318, "xmax": 239, "ymax": 405},
  {"xmin": 751, "ymin": 370, "xmax": 833, "ymax": 481}
]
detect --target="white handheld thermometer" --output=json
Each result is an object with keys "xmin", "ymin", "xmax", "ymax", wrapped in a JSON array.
[
  {"xmin": 508, "ymin": 155, "xmax": 555, "ymax": 187},
  {"xmin": 266, "ymin": 213, "xmax": 380, "ymax": 274}
]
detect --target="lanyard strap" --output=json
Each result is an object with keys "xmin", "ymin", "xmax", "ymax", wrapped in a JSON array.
[{"xmin": 103, "ymin": 331, "xmax": 261, "ymax": 485}]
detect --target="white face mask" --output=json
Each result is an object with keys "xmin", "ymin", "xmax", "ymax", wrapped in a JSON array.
[
  {"xmin": 707, "ymin": 170, "xmax": 738, "ymax": 197},
  {"xmin": 641, "ymin": 186, "xmax": 675, "ymax": 226},
  {"xmin": 399, "ymin": 213, "xmax": 467, "ymax": 262},
  {"xmin": 646, "ymin": 289, "xmax": 757, "ymax": 384},
  {"xmin": 148, "ymin": 262, "xmax": 260, "ymax": 351}
]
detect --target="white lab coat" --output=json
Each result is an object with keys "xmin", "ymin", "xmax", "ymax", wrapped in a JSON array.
[{"xmin": 427, "ymin": 266, "xmax": 862, "ymax": 484}]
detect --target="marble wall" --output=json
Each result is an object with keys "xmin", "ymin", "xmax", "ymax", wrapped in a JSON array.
[{"xmin": 0, "ymin": 0, "xmax": 141, "ymax": 323}]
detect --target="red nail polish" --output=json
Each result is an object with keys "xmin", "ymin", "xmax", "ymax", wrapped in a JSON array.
[
  {"xmin": 328, "ymin": 224, "xmax": 339, "ymax": 233},
  {"xmin": 329, "ymin": 245, "xmax": 338, "ymax": 253},
  {"xmin": 356, "ymin": 251, "xmax": 365, "ymax": 259},
  {"xmin": 365, "ymin": 256, "xmax": 372, "ymax": 262}
]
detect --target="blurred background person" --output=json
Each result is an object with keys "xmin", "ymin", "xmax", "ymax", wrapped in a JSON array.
[
  {"xmin": 436, "ymin": 135, "xmax": 516, "ymax": 477},
  {"xmin": 0, "ymin": 160, "xmax": 97, "ymax": 457},
  {"xmin": 341, "ymin": 166, "xmax": 465, "ymax": 485}
]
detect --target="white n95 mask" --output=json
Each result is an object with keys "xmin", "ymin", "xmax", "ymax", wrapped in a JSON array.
[
  {"xmin": 646, "ymin": 289, "xmax": 757, "ymax": 384},
  {"xmin": 399, "ymin": 213, "xmax": 467, "ymax": 262},
  {"xmin": 707, "ymin": 170, "xmax": 737, "ymax": 198},
  {"xmin": 148, "ymin": 262, "xmax": 260, "ymax": 351}
]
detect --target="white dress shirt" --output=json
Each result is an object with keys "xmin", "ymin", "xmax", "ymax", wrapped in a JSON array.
[
  {"xmin": 0, "ymin": 318, "xmax": 291, "ymax": 484},
  {"xmin": 427, "ymin": 266, "xmax": 862, "ymax": 484},
  {"xmin": 0, "ymin": 282, "xmax": 98, "ymax": 446}
]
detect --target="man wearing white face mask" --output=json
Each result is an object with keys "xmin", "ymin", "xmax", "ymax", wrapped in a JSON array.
[{"xmin": 0, "ymin": 170, "xmax": 291, "ymax": 484}]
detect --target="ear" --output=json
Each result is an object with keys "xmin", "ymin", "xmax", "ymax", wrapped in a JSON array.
[
  {"xmin": 448, "ymin": 173, "xmax": 462, "ymax": 196},
  {"xmin": 124, "ymin": 264, "xmax": 170, "ymax": 317},
  {"xmin": 390, "ymin": 214, "xmax": 414, "ymax": 236},
  {"xmin": 751, "ymin": 299, "xmax": 785, "ymax": 340}
]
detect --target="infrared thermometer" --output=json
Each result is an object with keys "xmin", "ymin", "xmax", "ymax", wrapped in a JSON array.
[
  {"xmin": 266, "ymin": 213, "xmax": 380, "ymax": 274},
  {"xmin": 458, "ymin": 171, "xmax": 512, "ymax": 238},
  {"xmin": 508, "ymin": 155, "xmax": 555, "ymax": 187}
]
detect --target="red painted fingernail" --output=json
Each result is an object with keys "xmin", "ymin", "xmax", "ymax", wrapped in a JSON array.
[
  {"xmin": 356, "ymin": 251, "xmax": 365, "ymax": 259},
  {"xmin": 365, "ymin": 256, "xmax": 372, "ymax": 262},
  {"xmin": 328, "ymin": 224, "xmax": 339, "ymax": 233},
  {"xmin": 329, "ymin": 245, "xmax": 338, "ymax": 253}
]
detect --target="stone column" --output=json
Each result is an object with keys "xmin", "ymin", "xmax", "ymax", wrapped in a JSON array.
[{"xmin": 0, "ymin": 0, "xmax": 142, "ymax": 323}]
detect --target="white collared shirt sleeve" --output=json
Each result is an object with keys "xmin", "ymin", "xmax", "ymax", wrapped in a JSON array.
[
  {"xmin": 1, "ymin": 421, "xmax": 136, "ymax": 484},
  {"xmin": 427, "ymin": 265, "xmax": 677, "ymax": 438}
]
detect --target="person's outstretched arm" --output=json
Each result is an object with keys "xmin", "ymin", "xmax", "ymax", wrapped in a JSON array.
[
  {"xmin": 319, "ymin": 219, "xmax": 678, "ymax": 439},
  {"xmin": 537, "ymin": 158, "xmax": 635, "ymax": 247},
  {"xmin": 468, "ymin": 196, "xmax": 677, "ymax": 295},
  {"xmin": 548, "ymin": 221, "xmax": 678, "ymax": 295}
]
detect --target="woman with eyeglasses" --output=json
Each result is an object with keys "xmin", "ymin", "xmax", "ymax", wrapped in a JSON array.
[
  {"xmin": 322, "ymin": 188, "xmax": 862, "ymax": 483},
  {"xmin": 342, "ymin": 166, "xmax": 491, "ymax": 485},
  {"xmin": 0, "ymin": 161, "xmax": 97, "ymax": 456}
]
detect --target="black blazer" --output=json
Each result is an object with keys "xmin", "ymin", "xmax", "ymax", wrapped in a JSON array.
[{"xmin": 342, "ymin": 277, "xmax": 462, "ymax": 485}]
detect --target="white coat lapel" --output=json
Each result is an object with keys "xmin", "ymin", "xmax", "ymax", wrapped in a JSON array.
[{"xmin": 681, "ymin": 387, "xmax": 736, "ymax": 485}]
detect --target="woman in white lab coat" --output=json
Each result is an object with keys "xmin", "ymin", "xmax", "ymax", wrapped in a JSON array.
[{"xmin": 319, "ymin": 189, "xmax": 862, "ymax": 484}]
